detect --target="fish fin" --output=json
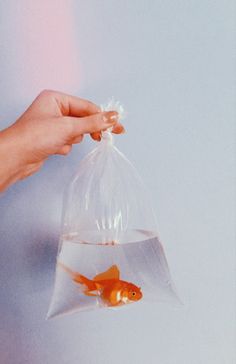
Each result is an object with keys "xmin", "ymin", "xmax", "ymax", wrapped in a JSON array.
[
  {"xmin": 73, "ymin": 274, "xmax": 97, "ymax": 291},
  {"xmin": 84, "ymin": 289, "xmax": 99, "ymax": 297},
  {"xmin": 93, "ymin": 265, "xmax": 120, "ymax": 281},
  {"xmin": 58, "ymin": 262, "xmax": 97, "ymax": 291},
  {"xmin": 58, "ymin": 262, "xmax": 77, "ymax": 278}
]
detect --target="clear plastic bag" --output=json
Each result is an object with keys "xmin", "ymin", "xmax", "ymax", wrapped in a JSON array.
[{"xmin": 47, "ymin": 100, "xmax": 179, "ymax": 319}]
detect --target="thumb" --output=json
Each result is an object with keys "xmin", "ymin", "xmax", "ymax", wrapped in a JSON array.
[{"xmin": 65, "ymin": 111, "xmax": 119, "ymax": 137}]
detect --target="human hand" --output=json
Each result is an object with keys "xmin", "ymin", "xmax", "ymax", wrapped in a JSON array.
[{"xmin": 0, "ymin": 90, "xmax": 125, "ymax": 191}]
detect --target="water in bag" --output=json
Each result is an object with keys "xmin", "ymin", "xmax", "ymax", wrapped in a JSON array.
[{"xmin": 47, "ymin": 101, "xmax": 180, "ymax": 318}]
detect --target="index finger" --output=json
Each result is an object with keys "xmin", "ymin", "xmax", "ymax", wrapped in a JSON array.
[{"xmin": 52, "ymin": 91, "xmax": 100, "ymax": 117}]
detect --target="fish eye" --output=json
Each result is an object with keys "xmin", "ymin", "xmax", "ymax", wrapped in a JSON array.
[{"xmin": 132, "ymin": 292, "xmax": 136, "ymax": 296}]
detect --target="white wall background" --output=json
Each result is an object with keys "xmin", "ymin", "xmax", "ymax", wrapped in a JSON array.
[{"xmin": 0, "ymin": 1, "xmax": 235, "ymax": 363}]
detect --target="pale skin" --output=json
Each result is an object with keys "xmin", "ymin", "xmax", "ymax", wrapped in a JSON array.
[{"xmin": 0, "ymin": 90, "xmax": 125, "ymax": 192}]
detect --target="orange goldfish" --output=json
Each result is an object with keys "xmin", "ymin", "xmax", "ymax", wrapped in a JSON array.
[{"xmin": 58, "ymin": 263, "xmax": 143, "ymax": 307}]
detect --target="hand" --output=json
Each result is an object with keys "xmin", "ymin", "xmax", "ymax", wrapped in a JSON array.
[{"xmin": 0, "ymin": 90, "xmax": 125, "ymax": 192}]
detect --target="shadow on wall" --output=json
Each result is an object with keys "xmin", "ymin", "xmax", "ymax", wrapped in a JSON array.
[
  {"xmin": 0, "ymin": 154, "xmax": 78, "ymax": 363},
  {"xmin": 0, "ymin": 147, "xmax": 89, "ymax": 288}
]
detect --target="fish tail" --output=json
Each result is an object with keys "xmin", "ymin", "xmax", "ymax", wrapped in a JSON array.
[
  {"xmin": 74, "ymin": 273, "xmax": 97, "ymax": 291},
  {"xmin": 58, "ymin": 262, "xmax": 75, "ymax": 278},
  {"xmin": 58, "ymin": 261, "xmax": 97, "ymax": 291}
]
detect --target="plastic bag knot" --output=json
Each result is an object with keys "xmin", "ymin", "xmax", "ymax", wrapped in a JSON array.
[
  {"xmin": 100, "ymin": 98, "xmax": 125, "ymax": 145},
  {"xmin": 102, "ymin": 129, "xmax": 114, "ymax": 145}
]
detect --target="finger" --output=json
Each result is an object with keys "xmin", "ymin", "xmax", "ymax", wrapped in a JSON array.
[
  {"xmin": 56, "ymin": 145, "xmax": 72, "ymax": 155},
  {"xmin": 90, "ymin": 132, "xmax": 101, "ymax": 141},
  {"xmin": 90, "ymin": 123, "xmax": 124, "ymax": 141},
  {"xmin": 39, "ymin": 90, "xmax": 100, "ymax": 117},
  {"xmin": 70, "ymin": 135, "xmax": 84, "ymax": 144},
  {"xmin": 112, "ymin": 123, "xmax": 125, "ymax": 134},
  {"xmin": 55, "ymin": 92, "xmax": 100, "ymax": 117},
  {"xmin": 65, "ymin": 111, "xmax": 119, "ymax": 137}
]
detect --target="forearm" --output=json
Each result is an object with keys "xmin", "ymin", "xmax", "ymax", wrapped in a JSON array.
[{"xmin": 0, "ymin": 128, "xmax": 25, "ymax": 192}]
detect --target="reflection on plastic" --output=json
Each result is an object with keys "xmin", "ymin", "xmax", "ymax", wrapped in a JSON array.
[{"xmin": 47, "ymin": 100, "xmax": 180, "ymax": 319}]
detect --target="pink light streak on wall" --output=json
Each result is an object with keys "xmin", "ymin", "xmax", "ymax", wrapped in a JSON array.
[{"xmin": 7, "ymin": 0, "xmax": 80, "ymax": 99}]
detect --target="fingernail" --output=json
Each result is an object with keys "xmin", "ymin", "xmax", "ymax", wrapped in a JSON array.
[
  {"xmin": 112, "ymin": 124, "xmax": 125, "ymax": 134},
  {"xmin": 103, "ymin": 111, "xmax": 118, "ymax": 124}
]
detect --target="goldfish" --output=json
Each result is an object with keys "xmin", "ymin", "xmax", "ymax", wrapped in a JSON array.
[{"xmin": 58, "ymin": 263, "xmax": 143, "ymax": 307}]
